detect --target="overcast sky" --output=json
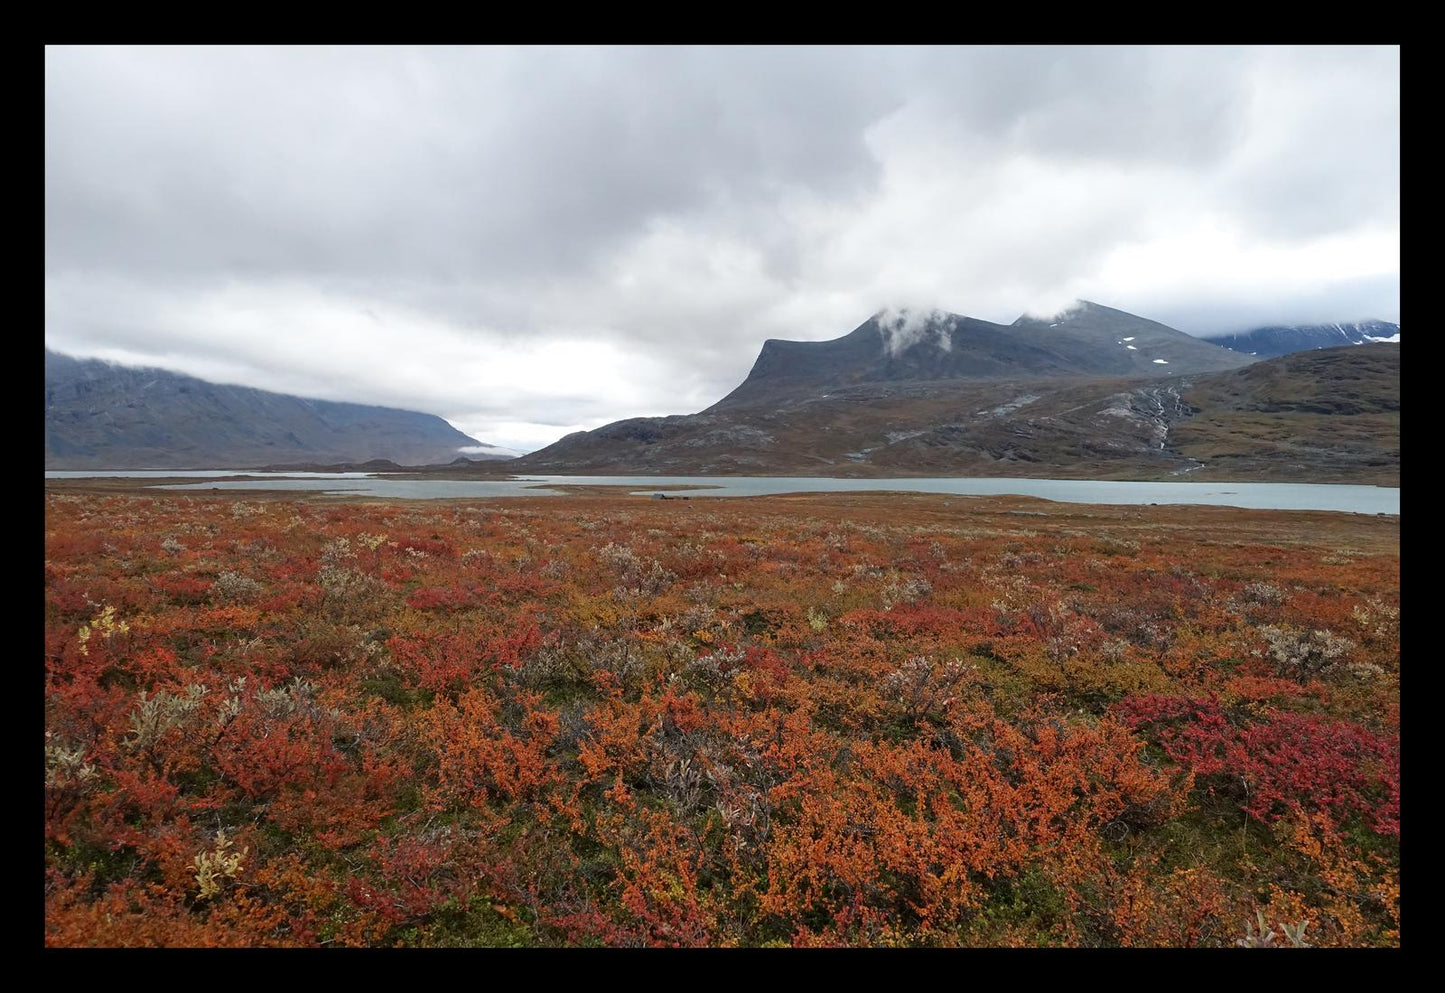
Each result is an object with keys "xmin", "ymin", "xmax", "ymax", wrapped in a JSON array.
[{"xmin": 45, "ymin": 45, "xmax": 1400, "ymax": 452}]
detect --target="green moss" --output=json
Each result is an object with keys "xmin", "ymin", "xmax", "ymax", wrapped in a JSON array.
[
  {"xmin": 965, "ymin": 868, "xmax": 1069, "ymax": 946},
  {"xmin": 419, "ymin": 896, "xmax": 539, "ymax": 947},
  {"xmin": 358, "ymin": 669, "xmax": 434, "ymax": 710}
]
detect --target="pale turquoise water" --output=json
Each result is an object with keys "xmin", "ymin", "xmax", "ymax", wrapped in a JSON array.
[{"xmin": 42, "ymin": 470, "xmax": 1399, "ymax": 514}]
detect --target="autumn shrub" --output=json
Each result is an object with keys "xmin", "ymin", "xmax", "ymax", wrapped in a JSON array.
[
  {"xmin": 43, "ymin": 491, "xmax": 1399, "ymax": 947},
  {"xmin": 878, "ymin": 656, "xmax": 974, "ymax": 727},
  {"xmin": 211, "ymin": 570, "xmax": 264, "ymax": 605},
  {"xmin": 1113, "ymin": 694, "xmax": 1398, "ymax": 837},
  {"xmin": 1258, "ymin": 625, "xmax": 1356, "ymax": 681}
]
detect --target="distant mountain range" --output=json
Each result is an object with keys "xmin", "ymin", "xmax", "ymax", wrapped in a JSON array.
[
  {"xmin": 511, "ymin": 301, "xmax": 1397, "ymax": 483},
  {"xmin": 45, "ymin": 301, "xmax": 1400, "ymax": 481},
  {"xmin": 44, "ymin": 349, "xmax": 512, "ymax": 469},
  {"xmin": 1202, "ymin": 321, "xmax": 1400, "ymax": 357}
]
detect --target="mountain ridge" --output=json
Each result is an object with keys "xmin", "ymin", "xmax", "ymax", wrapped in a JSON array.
[
  {"xmin": 514, "ymin": 302, "xmax": 1395, "ymax": 483},
  {"xmin": 45, "ymin": 349, "xmax": 508, "ymax": 469},
  {"xmin": 711, "ymin": 301, "xmax": 1251, "ymax": 409},
  {"xmin": 1202, "ymin": 321, "xmax": 1400, "ymax": 357}
]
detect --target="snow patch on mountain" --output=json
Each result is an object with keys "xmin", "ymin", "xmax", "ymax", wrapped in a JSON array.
[{"xmin": 1205, "ymin": 321, "xmax": 1400, "ymax": 358}]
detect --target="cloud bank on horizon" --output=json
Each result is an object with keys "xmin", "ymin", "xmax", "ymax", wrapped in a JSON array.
[{"xmin": 45, "ymin": 46, "xmax": 1399, "ymax": 452}]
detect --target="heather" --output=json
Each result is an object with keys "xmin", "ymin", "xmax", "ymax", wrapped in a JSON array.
[{"xmin": 44, "ymin": 492, "xmax": 1399, "ymax": 946}]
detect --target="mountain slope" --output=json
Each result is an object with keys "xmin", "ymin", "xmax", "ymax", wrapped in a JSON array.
[
  {"xmin": 713, "ymin": 301, "xmax": 1250, "ymax": 408},
  {"xmin": 45, "ymin": 350, "xmax": 504, "ymax": 469},
  {"xmin": 1169, "ymin": 344, "xmax": 1399, "ymax": 481},
  {"xmin": 514, "ymin": 330, "xmax": 1395, "ymax": 483},
  {"xmin": 1008, "ymin": 300, "xmax": 1257, "ymax": 372},
  {"xmin": 1203, "ymin": 321, "xmax": 1400, "ymax": 357}
]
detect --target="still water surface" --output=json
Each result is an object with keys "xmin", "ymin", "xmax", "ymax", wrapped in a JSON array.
[
  {"xmin": 45, "ymin": 470, "xmax": 376, "ymax": 479},
  {"xmin": 44, "ymin": 471, "xmax": 1399, "ymax": 514}
]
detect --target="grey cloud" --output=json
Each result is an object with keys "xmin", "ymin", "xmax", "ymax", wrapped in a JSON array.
[
  {"xmin": 1143, "ymin": 272, "xmax": 1404, "ymax": 338},
  {"xmin": 45, "ymin": 46, "xmax": 887, "ymax": 284},
  {"xmin": 45, "ymin": 45, "xmax": 1399, "ymax": 452}
]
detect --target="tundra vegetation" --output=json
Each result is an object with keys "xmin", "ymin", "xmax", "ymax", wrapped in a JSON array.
[{"xmin": 44, "ymin": 491, "xmax": 1399, "ymax": 947}]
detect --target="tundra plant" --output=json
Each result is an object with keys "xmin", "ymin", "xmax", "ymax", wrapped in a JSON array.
[{"xmin": 188, "ymin": 830, "xmax": 247, "ymax": 900}]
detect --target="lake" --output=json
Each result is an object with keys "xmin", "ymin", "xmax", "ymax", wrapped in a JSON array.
[
  {"xmin": 45, "ymin": 471, "xmax": 1400, "ymax": 514},
  {"xmin": 44, "ymin": 470, "xmax": 378, "ymax": 479}
]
